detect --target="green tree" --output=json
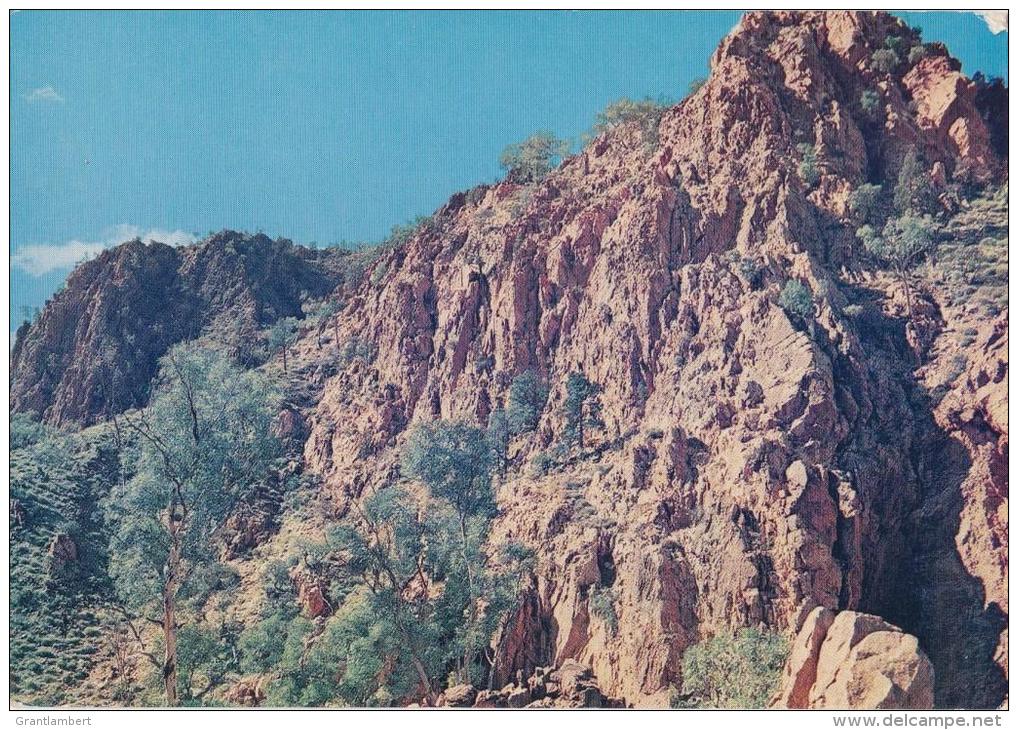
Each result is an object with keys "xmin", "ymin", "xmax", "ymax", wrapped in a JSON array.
[
  {"xmin": 778, "ymin": 280, "xmax": 814, "ymax": 321},
  {"xmin": 500, "ymin": 132, "xmax": 570, "ymax": 184},
  {"xmin": 487, "ymin": 407, "xmax": 510, "ymax": 478},
  {"xmin": 884, "ymin": 34, "xmax": 905, "ymax": 54},
  {"xmin": 268, "ymin": 317, "xmax": 300, "ymax": 373},
  {"xmin": 506, "ymin": 370, "xmax": 549, "ymax": 436},
  {"xmin": 893, "ymin": 148, "xmax": 935, "ymax": 215},
  {"xmin": 857, "ymin": 213, "xmax": 938, "ymax": 321},
  {"xmin": 296, "ymin": 595, "xmax": 401, "ymax": 706},
  {"xmin": 238, "ymin": 611, "xmax": 292, "ymax": 674},
  {"xmin": 329, "ymin": 487, "xmax": 531, "ymax": 700},
  {"xmin": 871, "ymin": 47, "xmax": 899, "ymax": 73},
  {"xmin": 312, "ymin": 300, "xmax": 341, "ymax": 350},
  {"xmin": 260, "ymin": 558, "xmax": 300, "ymax": 617},
  {"xmin": 592, "ymin": 97, "xmax": 671, "ymax": 148},
  {"xmin": 176, "ymin": 621, "xmax": 241, "ymax": 704},
  {"xmin": 860, "ymin": 89, "xmax": 881, "ymax": 115},
  {"xmin": 847, "ymin": 183, "xmax": 885, "ymax": 225},
  {"xmin": 402, "ymin": 421, "xmax": 494, "ymax": 643},
  {"xmin": 796, "ymin": 143, "xmax": 819, "ymax": 187},
  {"xmin": 402, "ymin": 421, "xmax": 494, "ymax": 528},
  {"xmin": 229, "ymin": 426, "xmax": 527, "ymax": 706},
  {"xmin": 106, "ymin": 344, "xmax": 282, "ymax": 705},
  {"xmin": 679, "ymin": 628, "xmax": 788, "ymax": 708},
  {"xmin": 472, "ymin": 540, "xmax": 535, "ymax": 689},
  {"xmin": 563, "ymin": 372, "xmax": 604, "ymax": 450},
  {"xmin": 330, "ymin": 486, "xmax": 444, "ymax": 703}
]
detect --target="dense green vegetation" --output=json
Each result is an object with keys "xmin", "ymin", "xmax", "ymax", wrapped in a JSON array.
[
  {"xmin": 226, "ymin": 420, "xmax": 533, "ymax": 706},
  {"xmin": 589, "ymin": 587, "xmax": 619, "ymax": 637},
  {"xmin": 860, "ymin": 89, "xmax": 882, "ymax": 115},
  {"xmin": 104, "ymin": 344, "xmax": 282, "ymax": 705},
  {"xmin": 778, "ymin": 280, "xmax": 815, "ymax": 322},
  {"xmin": 796, "ymin": 143, "xmax": 819, "ymax": 187},
  {"xmin": 871, "ymin": 47, "xmax": 899, "ymax": 73},
  {"xmin": 853, "ymin": 146, "xmax": 941, "ymax": 323},
  {"xmin": 673, "ymin": 628, "xmax": 788, "ymax": 708},
  {"xmin": 563, "ymin": 372, "xmax": 603, "ymax": 450},
  {"xmin": 267, "ymin": 317, "xmax": 300, "ymax": 373},
  {"xmin": 10, "ymin": 419, "xmax": 119, "ymax": 705},
  {"xmin": 506, "ymin": 370, "xmax": 549, "ymax": 436}
]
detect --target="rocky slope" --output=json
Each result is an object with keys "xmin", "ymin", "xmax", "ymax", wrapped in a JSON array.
[
  {"xmin": 290, "ymin": 11, "xmax": 1007, "ymax": 706},
  {"xmin": 9, "ymin": 11, "xmax": 1008, "ymax": 709}
]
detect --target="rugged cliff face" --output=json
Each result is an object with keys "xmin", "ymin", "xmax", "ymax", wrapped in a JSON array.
[
  {"xmin": 9, "ymin": 11, "xmax": 1007, "ymax": 709},
  {"xmin": 290, "ymin": 11, "xmax": 1007, "ymax": 706}
]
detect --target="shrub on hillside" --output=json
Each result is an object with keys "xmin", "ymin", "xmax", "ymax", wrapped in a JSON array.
[
  {"xmin": 500, "ymin": 132, "xmax": 570, "ymax": 184},
  {"xmin": 778, "ymin": 280, "xmax": 814, "ymax": 320},
  {"xmin": 678, "ymin": 628, "xmax": 788, "ymax": 708},
  {"xmin": 687, "ymin": 77, "xmax": 707, "ymax": 96},
  {"xmin": 506, "ymin": 370, "xmax": 549, "ymax": 436},
  {"xmin": 848, "ymin": 183, "xmax": 885, "ymax": 224},
  {"xmin": 860, "ymin": 89, "xmax": 881, "ymax": 115},
  {"xmin": 871, "ymin": 48, "xmax": 900, "ymax": 73},
  {"xmin": 592, "ymin": 96, "xmax": 672, "ymax": 149},
  {"xmin": 589, "ymin": 587, "xmax": 619, "ymax": 636},
  {"xmin": 796, "ymin": 143, "xmax": 819, "ymax": 187},
  {"xmin": 11, "ymin": 412, "xmax": 50, "ymax": 451},
  {"xmin": 738, "ymin": 257, "xmax": 765, "ymax": 289},
  {"xmin": 893, "ymin": 148, "xmax": 936, "ymax": 215}
]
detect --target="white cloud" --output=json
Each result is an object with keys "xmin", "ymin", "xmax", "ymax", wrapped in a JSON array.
[
  {"xmin": 972, "ymin": 11, "xmax": 1008, "ymax": 34},
  {"xmin": 24, "ymin": 85, "xmax": 64, "ymax": 103},
  {"xmin": 12, "ymin": 225, "xmax": 197, "ymax": 276}
]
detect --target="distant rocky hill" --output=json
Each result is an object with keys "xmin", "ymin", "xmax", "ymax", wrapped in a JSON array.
[
  {"xmin": 9, "ymin": 11, "xmax": 1008, "ymax": 709},
  {"xmin": 10, "ymin": 231, "xmax": 355, "ymax": 425}
]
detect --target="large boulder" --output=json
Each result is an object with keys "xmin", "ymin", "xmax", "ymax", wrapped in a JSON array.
[
  {"xmin": 289, "ymin": 567, "xmax": 331, "ymax": 619},
  {"xmin": 47, "ymin": 533, "xmax": 78, "ymax": 576},
  {"xmin": 226, "ymin": 677, "xmax": 267, "ymax": 707},
  {"xmin": 775, "ymin": 606, "xmax": 838, "ymax": 708},
  {"xmin": 774, "ymin": 608, "xmax": 934, "ymax": 709},
  {"xmin": 438, "ymin": 684, "xmax": 477, "ymax": 707}
]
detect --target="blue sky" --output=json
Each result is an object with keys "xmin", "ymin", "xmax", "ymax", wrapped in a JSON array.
[{"xmin": 9, "ymin": 10, "xmax": 1008, "ymax": 326}]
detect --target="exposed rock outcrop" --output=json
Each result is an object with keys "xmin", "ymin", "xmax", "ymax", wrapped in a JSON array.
[
  {"xmin": 225, "ymin": 677, "xmax": 268, "ymax": 707},
  {"xmin": 437, "ymin": 662, "xmax": 623, "ymax": 708},
  {"xmin": 10, "ymin": 232, "xmax": 351, "ymax": 426},
  {"xmin": 293, "ymin": 10, "xmax": 1005, "ymax": 706},
  {"xmin": 774, "ymin": 608, "xmax": 934, "ymax": 709},
  {"xmin": 47, "ymin": 533, "xmax": 78, "ymax": 575}
]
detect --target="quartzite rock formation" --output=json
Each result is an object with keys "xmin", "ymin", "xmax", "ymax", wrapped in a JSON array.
[
  {"xmin": 10, "ymin": 231, "xmax": 353, "ymax": 426},
  {"xmin": 9, "ymin": 11, "xmax": 1008, "ymax": 709},
  {"xmin": 773, "ymin": 607, "xmax": 934, "ymax": 709}
]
